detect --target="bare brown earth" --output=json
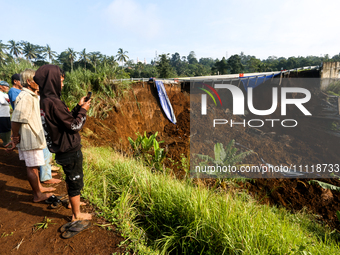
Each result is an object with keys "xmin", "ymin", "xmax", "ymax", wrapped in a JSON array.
[
  {"xmin": 0, "ymin": 146, "xmax": 127, "ymax": 255},
  {"xmin": 0, "ymin": 79, "xmax": 340, "ymax": 255},
  {"xmin": 82, "ymin": 83, "xmax": 190, "ymax": 177}
]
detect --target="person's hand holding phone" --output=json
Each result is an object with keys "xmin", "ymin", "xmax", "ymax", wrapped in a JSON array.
[
  {"xmin": 81, "ymin": 99, "xmax": 91, "ymax": 111},
  {"xmin": 85, "ymin": 92, "xmax": 92, "ymax": 102},
  {"xmin": 79, "ymin": 96, "xmax": 87, "ymax": 106},
  {"xmin": 79, "ymin": 92, "xmax": 92, "ymax": 111}
]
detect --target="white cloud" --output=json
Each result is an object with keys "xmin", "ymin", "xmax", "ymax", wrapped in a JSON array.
[
  {"xmin": 105, "ymin": 0, "xmax": 161, "ymax": 38},
  {"xmin": 190, "ymin": 0, "xmax": 340, "ymax": 59}
]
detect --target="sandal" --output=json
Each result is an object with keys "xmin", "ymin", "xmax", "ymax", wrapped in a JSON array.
[
  {"xmin": 61, "ymin": 220, "xmax": 91, "ymax": 239},
  {"xmin": 60, "ymin": 221, "xmax": 79, "ymax": 233},
  {"xmin": 48, "ymin": 198, "xmax": 69, "ymax": 209},
  {"xmin": 45, "ymin": 194, "xmax": 67, "ymax": 204}
]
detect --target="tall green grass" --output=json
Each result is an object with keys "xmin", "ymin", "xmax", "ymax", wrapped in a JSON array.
[
  {"xmin": 0, "ymin": 61, "xmax": 132, "ymax": 119},
  {"xmin": 0, "ymin": 59, "xmax": 35, "ymax": 83},
  {"xmin": 326, "ymin": 81, "xmax": 340, "ymax": 96},
  {"xmin": 82, "ymin": 147, "xmax": 340, "ymax": 254},
  {"xmin": 61, "ymin": 66, "xmax": 131, "ymax": 118}
]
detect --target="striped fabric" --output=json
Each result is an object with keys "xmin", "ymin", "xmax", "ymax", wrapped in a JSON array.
[
  {"xmin": 18, "ymin": 148, "xmax": 44, "ymax": 167},
  {"xmin": 11, "ymin": 88, "xmax": 46, "ymax": 151}
]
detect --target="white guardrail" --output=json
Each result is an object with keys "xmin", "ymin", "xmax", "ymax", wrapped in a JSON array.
[{"xmin": 111, "ymin": 66, "xmax": 320, "ymax": 83}]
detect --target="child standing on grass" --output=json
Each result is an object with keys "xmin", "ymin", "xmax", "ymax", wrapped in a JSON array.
[{"xmin": 34, "ymin": 64, "xmax": 92, "ymax": 222}]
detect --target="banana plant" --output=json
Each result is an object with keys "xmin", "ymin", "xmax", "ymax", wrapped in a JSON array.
[
  {"xmin": 128, "ymin": 131, "xmax": 163, "ymax": 156},
  {"xmin": 128, "ymin": 131, "xmax": 166, "ymax": 171},
  {"xmin": 152, "ymin": 139, "xmax": 167, "ymax": 171},
  {"xmin": 308, "ymin": 180, "xmax": 340, "ymax": 192},
  {"xmin": 196, "ymin": 140, "xmax": 253, "ymax": 167}
]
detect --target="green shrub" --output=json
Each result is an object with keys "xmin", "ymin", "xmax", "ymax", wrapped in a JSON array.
[
  {"xmin": 128, "ymin": 132, "xmax": 166, "ymax": 172},
  {"xmin": 61, "ymin": 66, "xmax": 131, "ymax": 117},
  {"xmin": 0, "ymin": 58, "xmax": 35, "ymax": 83},
  {"xmin": 194, "ymin": 140, "xmax": 253, "ymax": 178}
]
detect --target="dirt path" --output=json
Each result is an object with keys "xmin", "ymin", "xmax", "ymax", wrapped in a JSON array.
[{"xmin": 0, "ymin": 146, "xmax": 126, "ymax": 255}]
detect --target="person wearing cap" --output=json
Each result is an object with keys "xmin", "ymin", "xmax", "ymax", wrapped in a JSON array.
[
  {"xmin": 0, "ymin": 81, "xmax": 11, "ymax": 146},
  {"xmin": 8, "ymin": 73, "xmax": 22, "ymax": 110}
]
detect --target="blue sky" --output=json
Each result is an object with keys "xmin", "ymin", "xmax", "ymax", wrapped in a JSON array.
[{"xmin": 1, "ymin": 0, "xmax": 339, "ymax": 63}]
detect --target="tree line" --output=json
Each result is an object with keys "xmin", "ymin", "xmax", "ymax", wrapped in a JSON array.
[
  {"xmin": 1, "ymin": 39, "xmax": 339, "ymax": 79},
  {"xmin": 151, "ymin": 51, "xmax": 340, "ymax": 78},
  {"xmin": 0, "ymin": 40, "xmax": 129, "ymax": 74}
]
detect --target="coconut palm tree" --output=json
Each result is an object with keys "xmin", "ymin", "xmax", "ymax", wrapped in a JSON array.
[
  {"xmin": 101, "ymin": 55, "xmax": 108, "ymax": 67},
  {"xmin": 107, "ymin": 56, "xmax": 117, "ymax": 70},
  {"xmin": 79, "ymin": 48, "xmax": 90, "ymax": 71},
  {"xmin": 66, "ymin": 48, "xmax": 78, "ymax": 72},
  {"xmin": 89, "ymin": 51, "xmax": 101, "ymax": 73},
  {"xmin": 136, "ymin": 62, "xmax": 144, "ymax": 77},
  {"xmin": 116, "ymin": 48, "xmax": 129, "ymax": 67},
  {"xmin": 0, "ymin": 40, "xmax": 8, "ymax": 66},
  {"xmin": 7, "ymin": 40, "xmax": 22, "ymax": 58},
  {"xmin": 22, "ymin": 42, "xmax": 38, "ymax": 62},
  {"xmin": 44, "ymin": 44, "xmax": 57, "ymax": 63}
]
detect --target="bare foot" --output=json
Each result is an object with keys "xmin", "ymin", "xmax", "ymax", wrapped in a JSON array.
[
  {"xmin": 41, "ymin": 186, "xmax": 56, "ymax": 192},
  {"xmin": 52, "ymin": 172, "xmax": 58, "ymax": 177},
  {"xmin": 51, "ymin": 165, "xmax": 60, "ymax": 171},
  {"xmin": 67, "ymin": 201, "xmax": 86, "ymax": 209},
  {"xmin": 42, "ymin": 178, "xmax": 61, "ymax": 184},
  {"xmin": 33, "ymin": 192, "xmax": 54, "ymax": 203},
  {"xmin": 72, "ymin": 212, "xmax": 92, "ymax": 221}
]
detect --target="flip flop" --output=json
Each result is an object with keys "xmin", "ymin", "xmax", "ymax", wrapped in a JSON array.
[
  {"xmin": 49, "ymin": 199, "xmax": 62, "ymax": 209},
  {"xmin": 61, "ymin": 220, "xmax": 91, "ymax": 239},
  {"xmin": 49, "ymin": 198, "xmax": 69, "ymax": 209},
  {"xmin": 60, "ymin": 221, "xmax": 79, "ymax": 233},
  {"xmin": 45, "ymin": 194, "xmax": 67, "ymax": 204}
]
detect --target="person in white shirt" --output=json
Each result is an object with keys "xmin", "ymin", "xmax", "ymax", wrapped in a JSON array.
[
  {"xmin": 6, "ymin": 70, "xmax": 55, "ymax": 202},
  {"xmin": 0, "ymin": 81, "xmax": 11, "ymax": 146}
]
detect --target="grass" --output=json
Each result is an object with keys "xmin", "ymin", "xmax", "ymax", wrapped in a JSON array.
[
  {"xmin": 0, "ymin": 58, "xmax": 35, "ymax": 84},
  {"xmin": 61, "ymin": 67, "xmax": 132, "ymax": 119},
  {"xmin": 82, "ymin": 146, "xmax": 340, "ymax": 255},
  {"xmin": 33, "ymin": 217, "xmax": 55, "ymax": 232},
  {"xmin": 1, "ymin": 232, "xmax": 14, "ymax": 238},
  {"xmin": 326, "ymin": 81, "xmax": 340, "ymax": 96}
]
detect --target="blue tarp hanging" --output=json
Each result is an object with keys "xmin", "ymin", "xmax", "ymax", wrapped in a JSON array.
[
  {"xmin": 155, "ymin": 80, "xmax": 177, "ymax": 124},
  {"xmin": 242, "ymin": 72, "xmax": 281, "ymax": 90}
]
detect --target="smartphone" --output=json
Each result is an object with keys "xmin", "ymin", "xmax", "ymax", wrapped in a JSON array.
[{"xmin": 85, "ymin": 91, "xmax": 92, "ymax": 102}]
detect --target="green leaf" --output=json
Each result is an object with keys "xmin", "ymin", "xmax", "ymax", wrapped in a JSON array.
[
  {"xmin": 214, "ymin": 143, "xmax": 225, "ymax": 164},
  {"xmin": 309, "ymin": 180, "xmax": 340, "ymax": 192},
  {"xmin": 336, "ymin": 211, "xmax": 340, "ymax": 222},
  {"xmin": 128, "ymin": 137, "xmax": 136, "ymax": 149}
]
